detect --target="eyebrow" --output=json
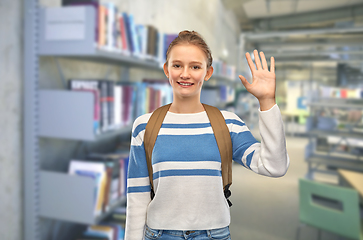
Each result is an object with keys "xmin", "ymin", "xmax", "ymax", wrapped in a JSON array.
[{"xmin": 171, "ymin": 60, "xmax": 203, "ymax": 65}]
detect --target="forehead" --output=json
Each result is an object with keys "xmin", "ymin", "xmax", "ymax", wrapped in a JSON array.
[{"xmin": 169, "ymin": 44, "xmax": 207, "ymax": 63}]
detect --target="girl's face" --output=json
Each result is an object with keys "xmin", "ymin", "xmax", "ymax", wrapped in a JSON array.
[{"xmin": 163, "ymin": 44, "xmax": 213, "ymax": 99}]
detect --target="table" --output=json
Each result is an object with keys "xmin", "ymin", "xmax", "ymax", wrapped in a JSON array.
[{"xmin": 338, "ymin": 169, "xmax": 363, "ymax": 203}]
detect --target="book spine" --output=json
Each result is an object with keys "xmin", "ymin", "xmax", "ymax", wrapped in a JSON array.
[
  {"xmin": 119, "ymin": 14, "xmax": 128, "ymax": 53},
  {"xmin": 128, "ymin": 14, "xmax": 140, "ymax": 56},
  {"xmin": 98, "ymin": 5, "xmax": 106, "ymax": 47},
  {"xmin": 106, "ymin": 2, "xmax": 115, "ymax": 51},
  {"xmin": 102, "ymin": 167, "xmax": 113, "ymax": 212},
  {"xmin": 99, "ymin": 80, "xmax": 109, "ymax": 132},
  {"xmin": 107, "ymin": 81, "xmax": 115, "ymax": 128},
  {"xmin": 114, "ymin": 85, "xmax": 121, "ymax": 127},
  {"xmin": 122, "ymin": 12, "xmax": 134, "ymax": 54}
]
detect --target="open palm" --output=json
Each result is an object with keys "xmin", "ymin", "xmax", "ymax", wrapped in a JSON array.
[{"xmin": 239, "ymin": 49, "xmax": 276, "ymax": 101}]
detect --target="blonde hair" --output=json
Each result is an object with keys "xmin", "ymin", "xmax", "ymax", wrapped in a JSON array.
[{"xmin": 165, "ymin": 30, "xmax": 213, "ymax": 68}]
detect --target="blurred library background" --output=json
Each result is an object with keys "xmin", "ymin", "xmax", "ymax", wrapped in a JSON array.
[{"xmin": 1, "ymin": 0, "xmax": 363, "ymax": 239}]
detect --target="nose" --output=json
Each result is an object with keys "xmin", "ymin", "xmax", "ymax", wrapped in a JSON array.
[{"xmin": 180, "ymin": 68, "xmax": 190, "ymax": 79}]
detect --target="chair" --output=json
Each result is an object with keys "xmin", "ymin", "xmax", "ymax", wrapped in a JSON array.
[{"xmin": 296, "ymin": 178, "xmax": 363, "ymax": 240}]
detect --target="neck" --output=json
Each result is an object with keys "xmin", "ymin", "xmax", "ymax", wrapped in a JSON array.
[{"xmin": 169, "ymin": 96, "xmax": 204, "ymax": 113}]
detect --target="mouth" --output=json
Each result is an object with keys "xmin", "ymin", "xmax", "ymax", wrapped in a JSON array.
[{"xmin": 177, "ymin": 81, "xmax": 194, "ymax": 87}]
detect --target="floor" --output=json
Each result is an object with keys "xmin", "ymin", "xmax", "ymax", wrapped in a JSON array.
[{"xmin": 229, "ymin": 136, "xmax": 345, "ymax": 240}]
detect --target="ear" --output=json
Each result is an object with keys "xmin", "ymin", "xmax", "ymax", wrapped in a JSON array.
[
  {"xmin": 204, "ymin": 66, "xmax": 214, "ymax": 81},
  {"xmin": 163, "ymin": 63, "xmax": 169, "ymax": 78}
]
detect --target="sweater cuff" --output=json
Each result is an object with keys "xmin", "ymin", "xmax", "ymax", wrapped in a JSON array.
[{"xmin": 258, "ymin": 103, "xmax": 278, "ymax": 113}]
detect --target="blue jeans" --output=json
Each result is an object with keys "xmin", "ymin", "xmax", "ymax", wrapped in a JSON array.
[{"xmin": 144, "ymin": 225, "xmax": 231, "ymax": 240}]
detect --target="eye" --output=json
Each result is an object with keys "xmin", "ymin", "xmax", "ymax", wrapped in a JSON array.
[
  {"xmin": 192, "ymin": 65, "xmax": 201, "ymax": 70},
  {"xmin": 173, "ymin": 64, "xmax": 181, "ymax": 68}
]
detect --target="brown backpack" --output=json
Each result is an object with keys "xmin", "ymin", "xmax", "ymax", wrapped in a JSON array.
[{"xmin": 144, "ymin": 103, "xmax": 233, "ymax": 206}]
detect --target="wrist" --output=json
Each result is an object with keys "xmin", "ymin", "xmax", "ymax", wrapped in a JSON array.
[{"xmin": 258, "ymin": 98, "xmax": 276, "ymax": 111}]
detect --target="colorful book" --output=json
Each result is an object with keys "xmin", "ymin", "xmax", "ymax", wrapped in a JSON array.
[
  {"xmin": 68, "ymin": 160, "xmax": 107, "ymax": 216},
  {"xmin": 118, "ymin": 14, "xmax": 129, "ymax": 54},
  {"xmin": 122, "ymin": 12, "xmax": 133, "ymax": 54},
  {"xmin": 98, "ymin": 4, "xmax": 107, "ymax": 47},
  {"xmin": 68, "ymin": 79, "xmax": 101, "ymax": 134}
]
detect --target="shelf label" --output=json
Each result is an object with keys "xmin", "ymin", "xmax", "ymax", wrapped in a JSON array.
[{"xmin": 45, "ymin": 6, "xmax": 86, "ymax": 41}]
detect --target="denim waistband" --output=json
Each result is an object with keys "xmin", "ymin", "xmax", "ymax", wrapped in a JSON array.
[{"xmin": 145, "ymin": 225, "xmax": 230, "ymax": 239}]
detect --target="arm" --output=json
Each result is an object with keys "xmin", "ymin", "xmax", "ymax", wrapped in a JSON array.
[
  {"xmin": 232, "ymin": 49, "xmax": 289, "ymax": 177},
  {"xmin": 125, "ymin": 116, "xmax": 151, "ymax": 240},
  {"xmin": 228, "ymin": 106, "xmax": 289, "ymax": 177}
]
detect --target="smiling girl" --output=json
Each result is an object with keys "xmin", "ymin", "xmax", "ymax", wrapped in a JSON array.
[{"xmin": 125, "ymin": 30, "xmax": 289, "ymax": 240}]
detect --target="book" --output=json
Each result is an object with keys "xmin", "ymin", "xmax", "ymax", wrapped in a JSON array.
[
  {"xmin": 105, "ymin": 2, "xmax": 117, "ymax": 51},
  {"xmin": 99, "ymin": 80, "xmax": 109, "ymax": 131},
  {"xmin": 164, "ymin": 34, "xmax": 178, "ymax": 59},
  {"xmin": 68, "ymin": 160, "xmax": 107, "ymax": 216},
  {"xmin": 107, "ymin": 81, "xmax": 115, "ymax": 129},
  {"xmin": 98, "ymin": 4, "xmax": 107, "ymax": 47},
  {"xmin": 135, "ymin": 80, "xmax": 172, "ymax": 115},
  {"xmin": 87, "ymin": 152, "xmax": 129, "ymax": 206},
  {"xmin": 157, "ymin": 32, "xmax": 165, "ymax": 65},
  {"xmin": 136, "ymin": 24, "xmax": 148, "ymax": 59},
  {"xmin": 113, "ymin": 85, "xmax": 122, "ymax": 127},
  {"xmin": 122, "ymin": 12, "xmax": 134, "ymax": 54},
  {"xmin": 68, "ymin": 79, "xmax": 101, "ymax": 134},
  {"xmin": 85, "ymin": 225, "xmax": 114, "ymax": 240},
  {"xmin": 146, "ymin": 25, "xmax": 157, "ymax": 58},
  {"xmin": 118, "ymin": 14, "xmax": 129, "ymax": 55},
  {"xmin": 127, "ymin": 14, "xmax": 140, "ymax": 57}
]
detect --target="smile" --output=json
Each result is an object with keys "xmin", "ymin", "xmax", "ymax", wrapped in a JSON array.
[{"xmin": 177, "ymin": 82, "xmax": 194, "ymax": 86}]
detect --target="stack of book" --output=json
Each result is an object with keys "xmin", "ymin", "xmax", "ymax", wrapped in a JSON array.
[
  {"xmin": 319, "ymin": 85, "xmax": 363, "ymax": 99},
  {"xmin": 68, "ymin": 151, "xmax": 129, "ymax": 217},
  {"xmin": 212, "ymin": 59, "xmax": 236, "ymax": 80},
  {"xmin": 134, "ymin": 79, "xmax": 173, "ymax": 117},
  {"xmin": 76, "ymin": 223, "xmax": 125, "ymax": 240},
  {"xmin": 68, "ymin": 78, "xmax": 173, "ymax": 133},
  {"xmin": 68, "ymin": 79, "xmax": 136, "ymax": 134},
  {"xmin": 63, "ymin": 0, "xmax": 178, "ymax": 65}
]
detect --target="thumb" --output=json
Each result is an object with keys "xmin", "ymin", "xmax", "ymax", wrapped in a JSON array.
[{"xmin": 239, "ymin": 75, "xmax": 250, "ymax": 90}]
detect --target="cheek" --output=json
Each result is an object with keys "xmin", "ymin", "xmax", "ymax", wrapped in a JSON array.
[
  {"xmin": 195, "ymin": 72, "xmax": 206, "ymax": 82},
  {"xmin": 169, "ymin": 71, "xmax": 179, "ymax": 81}
]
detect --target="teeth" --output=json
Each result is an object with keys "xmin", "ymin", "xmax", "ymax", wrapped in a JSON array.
[{"xmin": 179, "ymin": 82, "xmax": 192, "ymax": 86}]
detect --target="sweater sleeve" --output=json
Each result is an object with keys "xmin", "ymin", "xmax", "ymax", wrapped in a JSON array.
[
  {"xmin": 228, "ymin": 104, "xmax": 289, "ymax": 177},
  {"xmin": 125, "ymin": 114, "xmax": 152, "ymax": 240}
]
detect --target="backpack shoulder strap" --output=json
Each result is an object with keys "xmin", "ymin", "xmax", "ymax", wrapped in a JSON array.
[
  {"xmin": 144, "ymin": 103, "xmax": 172, "ymax": 196},
  {"xmin": 144, "ymin": 103, "xmax": 233, "ymax": 206},
  {"xmin": 202, "ymin": 104, "xmax": 233, "ymax": 191}
]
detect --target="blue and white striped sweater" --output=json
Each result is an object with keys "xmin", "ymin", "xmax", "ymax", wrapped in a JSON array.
[{"xmin": 125, "ymin": 105, "xmax": 289, "ymax": 239}]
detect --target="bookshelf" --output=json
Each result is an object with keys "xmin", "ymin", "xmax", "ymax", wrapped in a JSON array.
[
  {"xmin": 24, "ymin": 3, "xmax": 239, "ymax": 240},
  {"xmin": 305, "ymin": 94, "xmax": 363, "ymax": 182},
  {"xmin": 39, "ymin": 171, "xmax": 126, "ymax": 224},
  {"xmin": 38, "ymin": 90, "xmax": 132, "ymax": 141},
  {"xmin": 38, "ymin": 6, "xmax": 237, "ymax": 84}
]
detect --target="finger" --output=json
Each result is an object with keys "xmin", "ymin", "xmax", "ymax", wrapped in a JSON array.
[
  {"xmin": 239, "ymin": 75, "xmax": 250, "ymax": 90},
  {"xmin": 270, "ymin": 56, "xmax": 275, "ymax": 73},
  {"xmin": 253, "ymin": 49, "xmax": 262, "ymax": 70},
  {"xmin": 260, "ymin": 51, "xmax": 268, "ymax": 70},
  {"xmin": 245, "ymin": 52, "xmax": 256, "ymax": 73}
]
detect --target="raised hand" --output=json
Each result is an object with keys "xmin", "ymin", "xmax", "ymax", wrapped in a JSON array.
[{"xmin": 239, "ymin": 49, "xmax": 276, "ymax": 111}]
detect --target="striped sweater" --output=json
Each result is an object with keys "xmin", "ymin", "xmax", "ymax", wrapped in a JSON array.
[{"xmin": 125, "ymin": 104, "xmax": 289, "ymax": 239}]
